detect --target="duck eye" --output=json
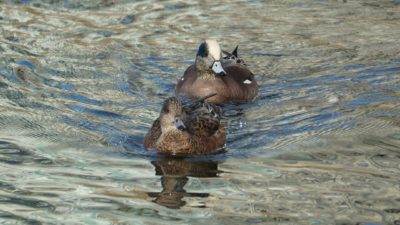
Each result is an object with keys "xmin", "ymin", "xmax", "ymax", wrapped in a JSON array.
[
  {"xmin": 209, "ymin": 61, "xmax": 215, "ymax": 69},
  {"xmin": 162, "ymin": 105, "xmax": 169, "ymax": 113}
]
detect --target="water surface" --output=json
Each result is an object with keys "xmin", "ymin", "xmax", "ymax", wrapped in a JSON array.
[{"xmin": 1, "ymin": 0, "xmax": 400, "ymax": 224}]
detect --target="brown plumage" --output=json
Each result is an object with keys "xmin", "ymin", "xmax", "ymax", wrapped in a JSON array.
[
  {"xmin": 144, "ymin": 94, "xmax": 226, "ymax": 155},
  {"xmin": 175, "ymin": 40, "xmax": 259, "ymax": 104}
]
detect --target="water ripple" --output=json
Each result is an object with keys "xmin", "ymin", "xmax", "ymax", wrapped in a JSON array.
[
  {"xmin": 0, "ymin": 140, "xmax": 53, "ymax": 165},
  {"xmin": 1, "ymin": 1, "xmax": 400, "ymax": 224}
]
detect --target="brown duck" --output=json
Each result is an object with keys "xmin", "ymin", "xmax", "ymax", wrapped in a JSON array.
[
  {"xmin": 175, "ymin": 39, "xmax": 259, "ymax": 104},
  {"xmin": 144, "ymin": 94, "xmax": 226, "ymax": 155}
]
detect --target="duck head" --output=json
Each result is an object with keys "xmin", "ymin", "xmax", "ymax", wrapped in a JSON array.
[
  {"xmin": 195, "ymin": 39, "xmax": 226, "ymax": 76},
  {"xmin": 160, "ymin": 97, "xmax": 186, "ymax": 133}
]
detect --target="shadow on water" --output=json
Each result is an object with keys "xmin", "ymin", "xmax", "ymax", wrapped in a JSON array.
[
  {"xmin": 123, "ymin": 128, "xmax": 225, "ymax": 209},
  {"xmin": 122, "ymin": 128, "xmax": 225, "ymax": 210},
  {"xmin": 148, "ymin": 156, "xmax": 220, "ymax": 209}
]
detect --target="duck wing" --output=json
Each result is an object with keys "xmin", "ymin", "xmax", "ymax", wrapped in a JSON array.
[
  {"xmin": 222, "ymin": 45, "xmax": 247, "ymax": 67},
  {"xmin": 183, "ymin": 96, "xmax": 223, "ymax": 137}
]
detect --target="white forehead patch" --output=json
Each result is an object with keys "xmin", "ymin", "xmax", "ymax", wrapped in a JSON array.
[
  {"xmin": 205, "ymin": 39, "xmax": 221, "ymax": 60},
  {"xmin": 243, "ymin": 79, "xmax": 252, "ymax": 84}
]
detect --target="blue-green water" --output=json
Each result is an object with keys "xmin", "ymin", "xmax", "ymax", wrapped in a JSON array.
[{"xmin": 1, "ymin": 0, "xmax": 400, "ymax": 224}]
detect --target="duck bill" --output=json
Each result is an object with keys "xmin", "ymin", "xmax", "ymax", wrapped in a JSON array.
[
  {"xmin": 174, "ymin": 117, "xmax": 186, "ymax": 131},
  {"xmin": 211, "ymin": 61, "xmax": 226, "ymax": 76}
]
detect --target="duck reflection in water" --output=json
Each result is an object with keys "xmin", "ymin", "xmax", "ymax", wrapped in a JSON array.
[{"xmin": 147, "ymin": 157, "xmax": 220, "ymax": 209}]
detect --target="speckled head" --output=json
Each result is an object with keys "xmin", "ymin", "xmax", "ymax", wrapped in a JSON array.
[
  {"xmin": 195, "ymin": 39, "xmax": 226, "ymax": 76},
  {"xmin": 160, "ymin": 97, "xmax": 186, "ymax": 132},
  {"xmin": 161, "ymin": 97, "xmax": 181, "ymax": 114}
]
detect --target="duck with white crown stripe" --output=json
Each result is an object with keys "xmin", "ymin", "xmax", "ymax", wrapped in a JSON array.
[{"xmin": 175, "ymin": 39, "xmax": 259, "ymax": 104}]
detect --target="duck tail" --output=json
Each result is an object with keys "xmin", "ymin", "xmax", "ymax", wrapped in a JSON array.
[{"xmin": 232, "ymin": 45, "xmax": 239, "ymax": 57}]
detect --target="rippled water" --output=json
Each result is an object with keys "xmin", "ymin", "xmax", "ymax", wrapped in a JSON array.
[{"xmin": 1, "ymin": 0, "xmax": 400, "ymax": 224}]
